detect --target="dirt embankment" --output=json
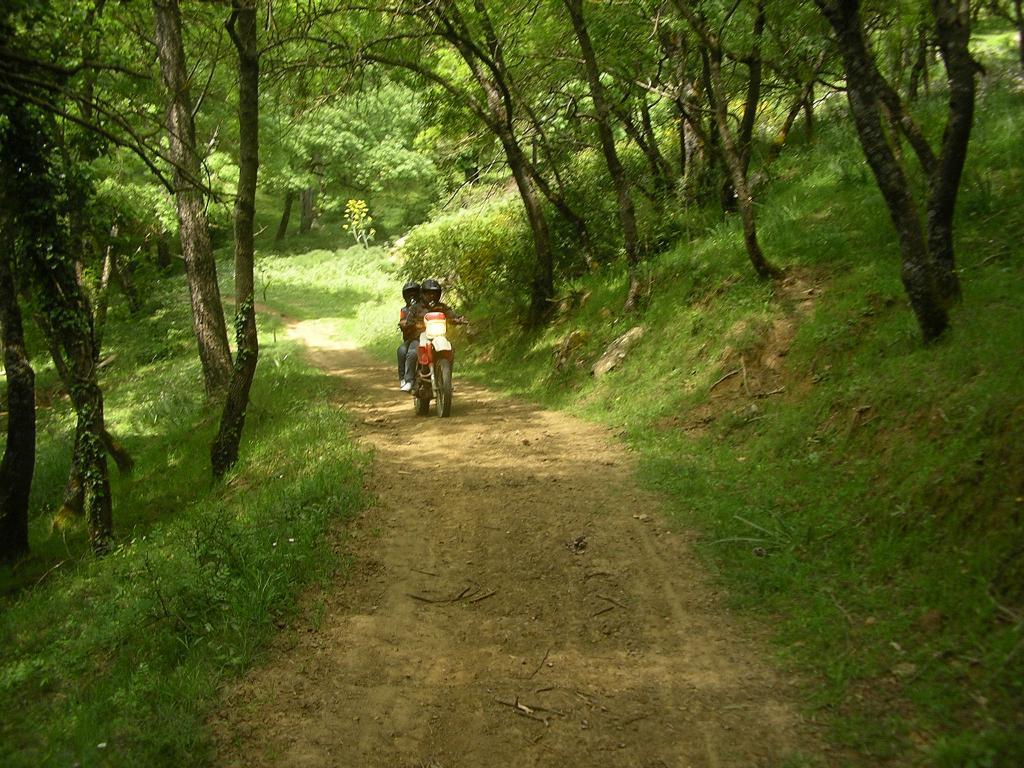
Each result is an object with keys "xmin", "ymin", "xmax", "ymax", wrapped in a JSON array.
[{"xmin": 212, "ymin": 313, "xmax": 827, "ymax": 767}]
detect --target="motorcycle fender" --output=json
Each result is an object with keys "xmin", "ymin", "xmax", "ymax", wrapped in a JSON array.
[
  {"xmin": 431, "ymin": 336, "xmax": 452, "ymax": 353},
  {"xmin": 417, "ymin": 343, "xmax": 433, "ymax": 365}
]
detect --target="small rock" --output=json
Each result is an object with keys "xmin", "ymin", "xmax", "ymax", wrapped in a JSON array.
[
  {"xmin": 892, "ymin": 662, "xmax": 918, "ymax": 679},
  {"xmin": 567, "ymin": 535, "xmax": 588, "ymax": 553},
  {"xmin": 592, "ymin": 326, "xmax": 645, "ymax": 377}
]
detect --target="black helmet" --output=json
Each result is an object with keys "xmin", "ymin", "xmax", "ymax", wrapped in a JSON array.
[
  {"xmin": 402, "ymin": 280, "xmax": 420, "ymax": 305},
  {"xmin": 421, "ymin": 278, "xmax": 442, "ymax": 306}
]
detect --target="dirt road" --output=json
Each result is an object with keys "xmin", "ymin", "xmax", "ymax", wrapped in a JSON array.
[{"xmin": 213, "ymin": 315, "xmax": 824, "ymax": 767}]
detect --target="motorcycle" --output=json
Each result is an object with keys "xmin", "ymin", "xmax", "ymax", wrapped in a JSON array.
[{"xmin": 412, "ymin": 311, "xmax": 460, "ymax": 417}]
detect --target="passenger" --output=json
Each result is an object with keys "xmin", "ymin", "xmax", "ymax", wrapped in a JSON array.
[{"xmin": 397, "ymin": 280, "xmax": 421, "ymax": 389}]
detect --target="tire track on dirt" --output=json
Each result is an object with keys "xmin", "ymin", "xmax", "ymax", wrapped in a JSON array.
[{"xmin": 212, "ymin": 312, "xmax": 826, "ymax": 767}]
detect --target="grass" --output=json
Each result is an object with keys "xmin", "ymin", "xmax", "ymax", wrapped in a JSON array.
[
  {"xmin": 1, "ymin": 265, "xmax": 370, "ymax": 765},
  {"xmin": 2, "ymin": 37, "xmax": 1020, "ymax": 768},
  {"xmin": 438, "ymin": 80, "xmax": 1024, "ymax": 765}
]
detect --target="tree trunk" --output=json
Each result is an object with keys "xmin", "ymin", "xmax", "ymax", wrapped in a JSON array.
[
  {"xmin": 738, "ymin": 2, "xmax": 766, "ymax": 178},
  {"xmin": 435, "ymin": 0, "xmax": 558, "ymax": 324},
  {"xmin": 514, "ymin": 96, "xmax": 598, "ymax": 269},
  {"xmin": 927, "ymin": 0, "xmax": 977, "ymax": 305},
  {"xmin": 705, "ymin": 48, "xmax": 781, "ymax": 280},
  {"xmin": 0, "ymin": 249, "xmax": 35, "ymax": 562},
  {"xmin": 299, "ymin": 187, "xmax": 315, "ymax": 233},
  {"xmin": 1016, "ymin": 0, "xmax": 1024, "ymax": 73},
  {"xmin": 154, "ymin": 232, "xmax": 172, "ymax": 271},
  {"xmin": 153, "ymin": 0, "xmax": 232, "ymax": 398},
  {"xmin": 275, "ymin": 189, "xmax": 294, "ymax": 242},
  {"xmin": 212, "ymin": 1, "xmax": 260, "ymax": 479},
  {"xmin": 908, "ymin": 23, "xmax": 928, "ymax": 100},
  {"xmin": 93, "ymin": 230, "xmax": 115, "ymax": 350},
  {"xmin": 565, "ymin": 0, "xmax": 643, "ymax": 310},
  {"xmin": 110, "ymin": 251, "xmax": 141, "ymax": 315},
  {"xmin": 639, "ymin": 98, "xmax": 674, "ymax": 191},
  {"xmin": 502, "ymin": 133, "xmax": 556, "ymax": 327},
  {"xmin": 678, "ymin": 86, "xmax": 708, "ymax": 203},
  {"xmin": 804, "ymin": 84, "xmax": 815, "ymax": 141},
  {"xmin": 762, "ymin": 79, "xmax": 817, "ymax": 171}
]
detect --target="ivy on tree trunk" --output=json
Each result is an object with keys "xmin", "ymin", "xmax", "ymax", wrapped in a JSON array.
[{"xmin": 212, "ymin": 0, "xmax": 260, "ymax": 479}]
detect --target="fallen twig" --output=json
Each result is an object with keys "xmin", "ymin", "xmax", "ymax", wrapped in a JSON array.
[
  {"xmin": 584, "ymin": 570, "xmax": 614, "ymax": 580},
  {"xmin": 33, "ymin": 559, "xmax": 66, "ymax": 589},
  {"xmin": 826, "ymin": 589, "xmax": 854, "ymax": 626},
  {"xmin": 469, "ymin": 589, "xmax": 497, "ymax": 603},
  {"xmin": 734, "ymin": 514, "xmax": 780, "ymax": 539},
  {"xmin": 710, "ymin": 368, "xmax": 740, "ymax": 391},
  {"xmin": 410, "ymin": 568, "xmax": 439, "ymax": 577},
  {"xmin": 591, "ymin": 605, "xmax": 616, "ymax": 617},
  {"xmin": 496, "ymin": 698, "xmax": 550, "ymax": 725},
  {"xmin": 710, "ymin": 536, "xmax": 766, "ymax": 545},
  {"xmin": 521, "ymin": 648, "xmax": 551, "ymax": 680},
  {"xmin": 597, "ymin": 593, "xmax": 628, "ymax": 610}
]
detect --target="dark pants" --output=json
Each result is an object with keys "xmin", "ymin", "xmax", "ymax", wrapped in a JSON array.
[
  {"xmin": 403, "ymin": 339, "xmax": 420, "ymax": 384},
  {"xmin": 398, "ymin": 339, "xmax": 415, "ymax": 382}
]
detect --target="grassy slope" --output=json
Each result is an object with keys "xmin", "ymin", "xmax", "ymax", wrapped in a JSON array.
[
  {"xmin": 441, "ymin": 84, "xmax": 1023, "ymax": 765},
  {"xmin": 1, "ymin": 260, "xmax": 369, "ymax": 765}
]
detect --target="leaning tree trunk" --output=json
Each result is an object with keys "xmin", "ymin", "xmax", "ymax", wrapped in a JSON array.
[
  {"xmin": 212, "ymin": 1, "xmax": 260, "ymax": 479},
  {"xmin": 704, "ymin": 48, "xmax": 781, "ymax": 280},
  {"xmin": 500, "ymin": 132, "xmax": 556, "ymax": 327},
  {"xmin": 153, "ymin": 0, "xmax": 233, "ymax": 398},
  {"xmin": 93, "ymin": 232, "xmax": 115, "ymax": 350},
  {"xmin": 565, "ymin": 0, "xmax": 643, "ymax": 311},
  {"xmin": 275, "ymin": 189, "xmax": 294, "ymax": 242},
  {"xmin": 0, "ymin": 249, "xmax": 35, "ymax": 561}
]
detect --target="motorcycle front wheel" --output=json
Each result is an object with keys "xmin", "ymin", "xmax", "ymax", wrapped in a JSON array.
[
  {"xmin": 413, "ymin": 388, "xmax": 430, "ymax": 416},
  {"xmin": 435, "ymin": 358, "xmax": 453, "ymax": 418}
]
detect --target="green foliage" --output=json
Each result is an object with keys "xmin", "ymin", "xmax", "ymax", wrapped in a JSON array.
[
  {"xmin": 261, "ymin": 81, "xmax": 440, "ymax": 236},
  {"xmin": 398, "ymin": 197, "xmax": 533, "ymax": 308},
  {"xmin": 0, "ymin": 275, "xmax": 369, "ymax": 766}
]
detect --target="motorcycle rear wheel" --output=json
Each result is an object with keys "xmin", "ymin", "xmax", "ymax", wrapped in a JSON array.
[{"xmin": 435, "ymin": 358, "xmax": 453, "ymax": 418}]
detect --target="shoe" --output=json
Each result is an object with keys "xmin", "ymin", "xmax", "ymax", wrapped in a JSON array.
[
  {"xmin": 400, "ymin": 381, "xmax": 413, "ymax": 392},
  {"xmin": 398, "ymin": 380, "xmax": 406, "ymax": 389}
]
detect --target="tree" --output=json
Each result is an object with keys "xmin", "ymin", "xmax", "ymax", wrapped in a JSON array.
[
  {"xmin": 0, "ymin": 230, "xmax": 35, "ymax": 562},
  {"xmin": 211, "ymin": 0, "xmax": 260, "ymax": 478},
  {"xmin": 673, "ymin": 0, "xmax": 782, "ymax": 280},
  {"xmin": 564, "ymin": 0, "xmax": 644, "ymax": 310},
  {"xmin": 815, "ymin": 0, "xmax": 979, "ymax": 341},
  {"xmin": 152, "ymin": 0, "xmax": 233, "ymax": 396}
]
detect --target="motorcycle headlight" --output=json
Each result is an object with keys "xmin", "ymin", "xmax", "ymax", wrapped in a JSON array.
[{"xmin": 424, "ymin": 312, "xmax": 447, "ymax": 337}]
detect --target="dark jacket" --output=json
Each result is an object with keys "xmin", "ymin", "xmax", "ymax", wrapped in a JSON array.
[
  {"xmin": 399, "ymin": 302, "xmax": 420, "ymax": 342},
  {"xmin": 403, "ymin": 301, "xmax": 462, "ymax": 336}
]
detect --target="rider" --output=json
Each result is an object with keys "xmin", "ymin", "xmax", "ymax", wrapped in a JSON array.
[
  {"xmin": 400, "ymin": 278, "xmax": 463, "ymax": 392},
  {"xmin": 397, "ymin": 280, "xmax": 421, "ymax": 389}
]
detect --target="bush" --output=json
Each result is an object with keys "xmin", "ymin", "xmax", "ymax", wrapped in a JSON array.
[{"xmin": 397, "ymin": 197, "xmax": 533, "ymax": 306}]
